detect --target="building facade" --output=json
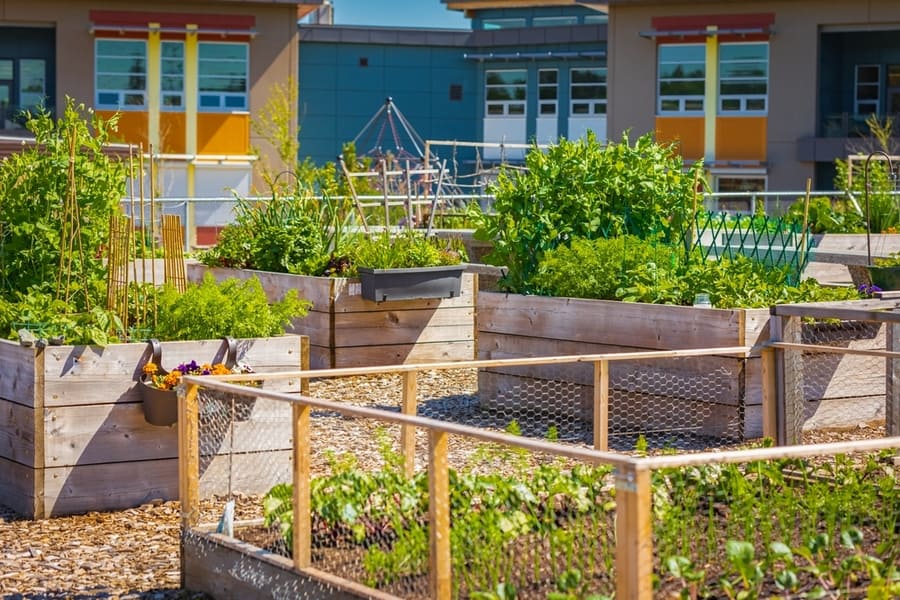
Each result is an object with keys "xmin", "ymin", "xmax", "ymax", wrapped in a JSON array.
[
  {"xmin": 0, "ymin": 0, "xmax": 319, "ymax": 198},
  {"xmin": 608, "ymin": 0, "xmax": 900, "ymax": 200}
]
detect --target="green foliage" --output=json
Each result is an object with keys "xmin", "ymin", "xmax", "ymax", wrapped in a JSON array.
[
  {"xmin": 530, "ymin": 236, "xmax": 861, "ymax": 308},
  {"xmin": 472, "ymin": 131, "xmax": 705, "ymax": 292},
  {"xmin": 0, "ymin": 98, "xmax": 125, "ymax": 300},
  {"xmin": 346, "ymin": 230, "xmax": 468, "ymax": 273},
  {"xmin": 153, "ymin": 273, "xmax": 309, "ymax": 341},
  {"xmin": 786, "ymin": 197, "xmax": 864, "ymax": 234}
]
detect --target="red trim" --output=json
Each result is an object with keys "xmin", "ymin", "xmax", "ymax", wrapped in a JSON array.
[
  {"xmin": 651, "ymin": 13, "xmax": 774, "ymax": 32},
  {"xmin": 90, "ymin": 10, "xmax": 255, "ymax": 30}
]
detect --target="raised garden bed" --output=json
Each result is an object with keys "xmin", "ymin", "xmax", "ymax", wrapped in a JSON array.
[
  {"xmin": 0, "ymin": 335, "xmax": 305, "ymax": 518},
  {"xmin": 188, "ymin": 264, "xmax": 476, "ymax": 369},
  {"xmin": 477, "ymin": 292, "xmax": 887, "ymax": 440}
]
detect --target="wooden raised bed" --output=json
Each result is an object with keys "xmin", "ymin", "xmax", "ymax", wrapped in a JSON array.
[
  {"xmin": 188, "ymin": 264, "xmax": 476, "ymax": 369},
  {"xmin": 0, "ymin": 335, "xmax": 306, "ymax": 518},
  {"xmin": 478, "ymin": 293, "xmax": 888, "ymax": 440},
  {"xmin": 477, "ymin": 292, "xmax": 771, "ymax": 439}
]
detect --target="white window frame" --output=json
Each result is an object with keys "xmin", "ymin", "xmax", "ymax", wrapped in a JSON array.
[
  {"xmin": 538, "ymin": 68, "xmax": 558, "ymax": 116},
  {"xmin": 485, "ymin": 69, "xmax": 526, "ymax": 117},
  {"xmin": 95, "ymin": 39, "xmax": 147, "ymax": 110},
  {"xmin": 198, "ymin": 41, "xmax": 249, "ymax": 112},
  {"xmin": 657, "ymin": 43, "xmax": 705, "ymax": 115},
  {"xmin": 160, "ymin": 41, "xmax": 184, "ymax": 111},
  {"xmin": 718, "ymin": 42, "xmax": 769, "ymax": 115},
  {"xmin": 570, "ymin": 67, "xmax": 607, "ymax": 116},
  {"xmin": 855, "ymin": 64, "xmax": 881, "ymax": 116}
]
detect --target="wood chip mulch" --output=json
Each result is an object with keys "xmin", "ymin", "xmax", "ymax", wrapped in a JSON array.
[{"xmin": 0, "ymin": 366, "xmax": 890, "ymax": 599}]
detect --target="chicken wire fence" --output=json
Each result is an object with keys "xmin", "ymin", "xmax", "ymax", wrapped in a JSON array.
[
  {"xmin": 772, "ymin": 304, "xmax": 900, "ymax": 445},
  {"xmin": 178, "ymin": 375, "xmax": 900, "ymax": 599}
]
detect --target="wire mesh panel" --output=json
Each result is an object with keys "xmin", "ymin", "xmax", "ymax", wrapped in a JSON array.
[
  {"xmin": 778, "ymin": 318, "xmax": 891, "ymax": 444},
  {"xmin": 653, "ymin": 448, "xmax": 900, "ymax": 598}
]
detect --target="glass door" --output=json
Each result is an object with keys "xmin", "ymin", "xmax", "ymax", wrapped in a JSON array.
[{"xmin": 0, "ymin": 59, "xmax": 12, "ymax": 127}]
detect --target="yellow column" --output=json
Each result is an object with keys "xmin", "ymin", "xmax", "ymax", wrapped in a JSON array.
[
  {"xmin": 184, "ymin": 24, "xmax": 198, "ymax": 247},
  {"xmin": 147, "ymin": 23, "xmax": 161, "ymax": 152},
  {"xmin": 704, "ymin": 26, "xmax": 718, "ymax": 163}
]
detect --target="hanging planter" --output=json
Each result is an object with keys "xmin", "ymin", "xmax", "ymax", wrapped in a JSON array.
[
  {"xmin": 139, "ymin": 337, "xmax": 256, "ymax": 427},
  {"xmin": 358, "ymin": 265, "xmax": 465, "ymax": 303}
]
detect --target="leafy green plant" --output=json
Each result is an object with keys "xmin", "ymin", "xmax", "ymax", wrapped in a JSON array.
[
  {"xmin": 472, "ymin": 131, "xmax": 705, "ymax": 292},
  {"xmin": 530, "ymin": 236, "xmax": 861, "ymax": 308},
  {"xmin": 153, "ymin": 273, "xmax": 309, "ymax": 340},
  {"xmin": 0, "ymin": 98, "xmax": 124, "ymax": 301},
  {"xmin": 345, "ymin": 230, "xmax": 467, "ymax": 274},
  {"xmin": 785, "ymin": 196, "xmax": 864, "ymax": 234}
]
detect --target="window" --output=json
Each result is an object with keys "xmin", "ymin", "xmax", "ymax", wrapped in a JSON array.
[
  {"xmin": 719, "ymin": 42, "xmax": 768, "ymax": 114},
  {"xmin": 856, "ymin": 64, "xmax": 881, "ymax": 116},
  {"xmin": 18, "ymin": 59, "xmax": 46, "ymax": 112},
  {"xmin": 486, "ymin": 69, "xmax": 526, "ymax": 116},
  {"xmin": 95, "ymin": 39, "xmax": 147, "ymax": 109},
  {"xmin": 538, "ymin": 69, "xmax": 557, "ymax": 116},
  {"xmin": 482, "ymin": 18, "xmax": 526, "ymax": 30},
  {"xmin": 714, "ymin": 176, "xmax": 766, "ymax": 213},
  {"xmin": 570, "ymin": 67, "xmax": 606, "ymax": 115},
  {"xmin": 584, "ymin": 14, "xmax": 609, "ymax": 25},
  {"xmin": 161, "ymin": 41, "xmax": 184, "ymax": 109},
  {"xmin": 533, "ymin": 16, "xmax": 578, "ymax": 27},
  {"xmin": 449, "ymin": 83, "xmax": 463, "ymax": 101},
  {"xmin": 658, "ymin": 44, "xmax": 705, "ymax": 114},
  {"xmin": 198, "ymin": 42, "xmax": 248, "ymax": 111}
]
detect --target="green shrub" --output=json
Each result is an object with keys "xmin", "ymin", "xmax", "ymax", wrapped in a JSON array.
[
  {"xmin": 153, "ymin": 273, "xmax": 310, "ymax": 341},
  {"xmin": 531, "ymin": 237, "xmax": 861, "ymax": 308},
  {"xmin": 473, "ymin": 131, "xmax": 705, "ymax": 292},
  {"xmin": 785, "ymin": 197, "xmax": 864, "ymax": 234}
]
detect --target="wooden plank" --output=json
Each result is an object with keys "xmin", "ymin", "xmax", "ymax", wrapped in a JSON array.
[
  {"xmin": 480, "ymin": 336, "xmax": 748, "ymax": 406},
  {"xmin": 889, "ymin": 324, "xmax": 900, "ymax": 437},
  {"xmin": 400, "ymin": 372, "xmax": 417, "ymax": 477},
  {"xmin": 801, "ymin": 395, "xmax": 886, "ymax": 431},
  {"xmin": 334, "ymin": 341, "xmax": 475, "ymax": 367},
  {"xmin": 615, "ymin": 465, "xmax": 653, "ymax": 599},
  {"xmin": 308, "ymin": 345, "xmax": 332, "ymax": 370},
  {"xmin": 182, "ymin": 530, "xmax": 395, "ymax": 600},
  {"xmin": 333, "ymin": 307, "xmax": 475, "ymax": 347},
  {"xmin": 0, "ymin": 398, "xmax": 36, "ymax": 466},
  {"xmin": 478, "ymin": 292, "xmax": 768, "ymax": 350},
  {"xmin": 198, "ymin": 450, "xmax": 294, "ymax": 498},
  {"xmin": 594, "ymin": 360, "xmax": 608, "ymax": 451},
  {"xmin": 293, "ymin": 404, "xmax": 311, "ymax": 569},
  {"xmin": 772, "ymin": 298, "xmax": 900, "ymax": 322},
  {"xmin": 41, "ymin": 336, "xmax": 303, "ymax": 408},
  {"xmin": 428, "ymin": 430, "xmax": 451, "ymax": 600},
  {"xmin": 181, "ymin": 383, "xmax": 200, "ymax": 528},
  {"xmin": 43, "ymin": 398, "xmax": 293, "ymax": 467},
  {"xmin": 0, "ymin": 340, "xmax": 36, "ymax": 406},
  {"xmin": 43, "ymin": 458, "xmax": 179, "ymax": 517},
  {"xmin": 761, "ymin": 347, "xmax": 777, "ymax": 440},
  {"xmin": 0, "ymin": 455, "xmax": 37, "ymax": 518}
]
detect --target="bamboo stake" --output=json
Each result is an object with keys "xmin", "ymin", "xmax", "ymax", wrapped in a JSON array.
[
  {"xmin": 799, "ymin": 177, "xmax": 812, "ymax": 270},
  {"xmin": 138, "ymin": 145, "xmax": 148, "ymax": 327},
  {"xmin": 381, "ymin": 158, "xmax": 390, "ymax": 227},
  {"xmin": 149, "ymin": 145, "xmax": 157, "ymax": 329}
]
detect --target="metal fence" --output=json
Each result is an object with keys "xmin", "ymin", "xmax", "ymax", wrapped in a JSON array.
[{"xmin": 176, "ymin": 347, "xmax": 899, "ymax": 598}]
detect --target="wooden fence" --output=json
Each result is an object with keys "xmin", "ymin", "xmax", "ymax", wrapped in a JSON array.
[{"xmin": 170, "ymin": 345, "xmax": 900, "ymax": 598}]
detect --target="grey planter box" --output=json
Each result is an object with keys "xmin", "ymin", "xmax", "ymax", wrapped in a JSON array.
[{"xmin": 358, "ymin": 265, "xmax": 465, "ymax": 302}]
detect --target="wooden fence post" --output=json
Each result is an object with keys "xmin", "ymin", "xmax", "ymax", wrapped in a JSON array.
[
  {"xmin": 178, "ymin": 382, "xmax": 200, "ymax": 588},
  {"xmin": 428, "ymin": 430, "xmax": 451, "ymax": 600},
  {"xmin": 761, "ymin": 346, "xmax": 777, "ymax": 441},
  {"xmin": 887, "ymin": 324, "xmax": 900, "ymax": 437},
  {"xmin": 615, "ymin": 463, "xmax": 652, "ymax": 599},
  {"xmin": 594, "ymin": 360, "xmax": 609, "ymax": 451},
  {"xmin": 179, "ymin": 382, "xmax": 200, "ymax": 530},
  {"xmin": 781, "ymin": 316, "xmax": 804, "ymax": 445},
  {"xmin": 401, "ymin": 371, "xmax": 418, "ymax": 478},
  {"xmin": 293, "ymin": 403, "xmax": 311, "ymax": 569}
]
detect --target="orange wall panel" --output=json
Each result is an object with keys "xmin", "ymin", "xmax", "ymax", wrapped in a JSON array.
[
  {"xmin": 715, "ymin": 117, "xmax": 767, "ymax": 162},
  {"xmin": 159, "ymin": 113, "xmax": 186, "ymax": 155},
  {"xmin": 98, "ymin": 110, "xmax": 148, "ymax": 149},
  {"xmin": 197, "ymin": 113, "xmax": 250, "ymax": 155},
  {"xmin": 655, "ymin": 117, "xmax": 705, "ymax": 161}
]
